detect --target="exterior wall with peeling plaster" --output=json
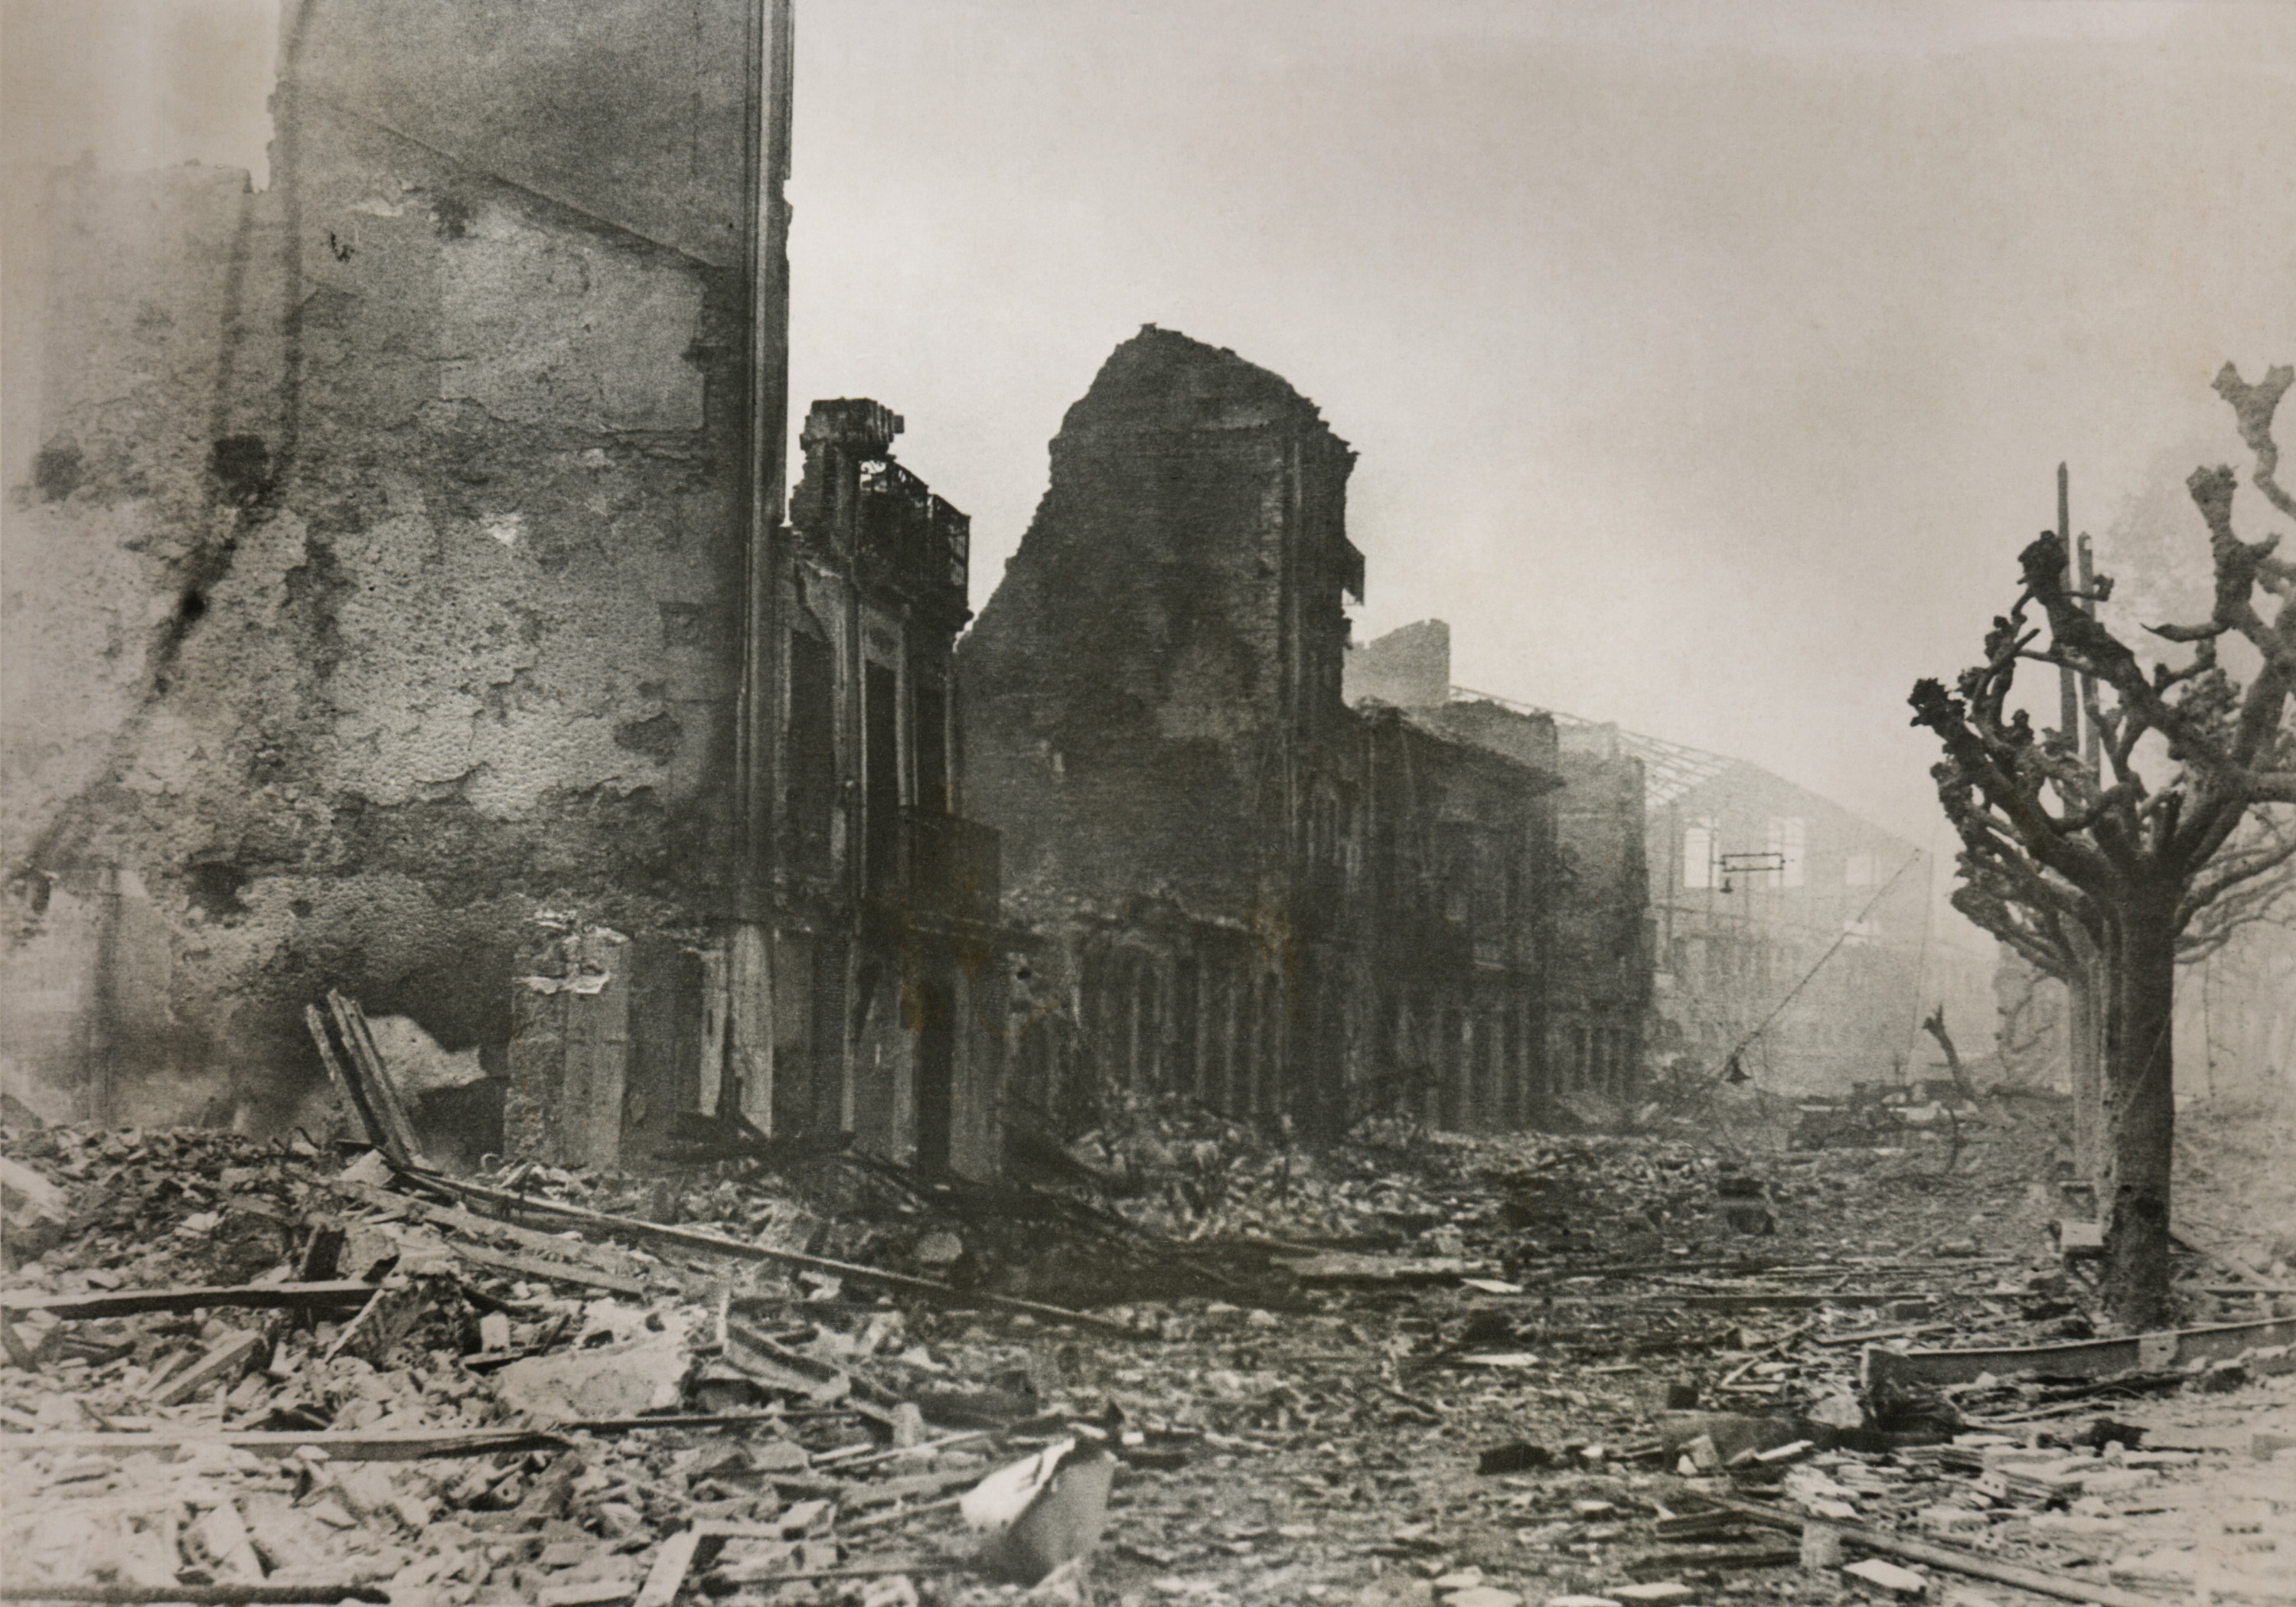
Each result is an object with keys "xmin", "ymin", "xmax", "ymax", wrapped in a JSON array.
[
  {"xmin": 2, "ymin": 28, "xmax": 751, "ymax": 1140},
  {"xmin": 2, "ymin": 2, "xmax": 1012, "ymax": 1175}
]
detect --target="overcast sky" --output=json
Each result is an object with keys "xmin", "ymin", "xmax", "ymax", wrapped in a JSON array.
[{"xmin": 8, "ymin": 0, "xmax": 2294, "ymax": 873}]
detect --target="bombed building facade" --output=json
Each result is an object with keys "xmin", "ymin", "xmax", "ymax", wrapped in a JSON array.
[
  {"xmin": 1342, "ymin": 621, "xmax": 1652, "ymax": 1111},
  {"xmin": 960, "ymin": 329, "xmax": 1644, "ymax": 1139},
  {"xmin": 3, "ymin": 0, "xmax": 1009, "ymax": 1175},
  {"xmin": 5, "ymin": 5, "xmax": 2016, "ymax": 1169}
]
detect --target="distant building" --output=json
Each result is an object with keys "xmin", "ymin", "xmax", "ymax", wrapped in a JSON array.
[
  {"xmin": 962, "ymin": 328, "xmax": 1569, "ymax": 1138},
  {"xmin": 1347, "ymin": 622, "xmax": 2001, "ymax": 1099},
  {"xmin": 1645, "ymin": 755, "xmax": 1944, "ymax": 1094},
  {"xmin": 1345, "ymin": 626, "xmax": 1650, "ymax": 1110}
]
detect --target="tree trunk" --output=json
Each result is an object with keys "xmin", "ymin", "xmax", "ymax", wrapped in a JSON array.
[
  {"xmin": 2065, "ymin": 931, "xmax": 2105, "ymax": 1185},
  {"xmin": 2099, "ymin": 892, "xmax": 2179, "ymax": 1331}
]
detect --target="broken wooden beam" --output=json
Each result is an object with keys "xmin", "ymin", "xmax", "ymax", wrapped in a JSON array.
[
  {"xmin": 0, "ymin": 1282, "xmax": 378, "ymax": 1322},
  {"xmin": 1681, "ymin": 1291, "xmax": 1926, "ymax": 1310},
  {"xmin": 1662, "ymin": 1485, "xmax": 2176, "ymax": 1607},
  {"xmin": 331, "ymin": 1182, "xmax": 660, "ymax": 1280},
  {"xmin": 632, "ymin": 1527, "xmax": 704, "ymax": 1607},
  {"xmin": 443, "ymin": 1240, "xmax": 651, "ymax": 1298},
  {"xmin": 0, "ymin": 1428, "xmax": 572, "ymax": 1460},
  {"xmin": 1811, "ymin": 1322, "xmax": 1954, "ymax": 1348},
  {"xmin": 307, "ymin": 1002, "xmax": 382, "ymax": 1156},
  {"xmin": 1863, "ymin": 1314, "xmax": 2296, "ymax": 1390},
  {"xmin": 147, "ymin": 1329, "xmax": 264, "ymax": 1408},
  {"xmin": 401, "ymin": 1171, "xmax": 1140, "ymax": 1335},
  {"xmin": 326, "ymin": 991, "xmax": 427, "ymax": 1169},
  {"xmin": 1, "ymin": 1586, "xmax": 388, "ymax": 1604}
]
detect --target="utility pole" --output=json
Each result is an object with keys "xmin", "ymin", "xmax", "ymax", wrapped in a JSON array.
[
  {"xmin": 2056, "ymin": 464, "xmax": 2080, "ymax": 751},
  {"xmin": 2075, "ymin": 530, "xmax": 2102, "ymax": 775}
]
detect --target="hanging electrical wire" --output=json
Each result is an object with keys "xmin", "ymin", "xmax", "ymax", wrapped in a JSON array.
[{"xmin": 1707, "ymin": 848, "xmax": 1923, "ymax": 1089}]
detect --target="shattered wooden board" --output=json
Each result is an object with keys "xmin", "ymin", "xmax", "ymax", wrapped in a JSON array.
[
  {"xmin": 1273, "ymin": 1253, "xmax": 1491, "ymax": 1285},
  {"xmin": 1862, "ymin": 1314, "xmax": 2296, "ymax": 1390}
]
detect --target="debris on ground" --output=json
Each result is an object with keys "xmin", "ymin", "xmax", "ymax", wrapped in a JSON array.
[{"xmin": 5, "ymin": 1027, "xmax": 2291, "ymax": 1606}]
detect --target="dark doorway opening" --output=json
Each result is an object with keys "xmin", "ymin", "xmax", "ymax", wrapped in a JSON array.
[
  {"xmin": 865, "ymin": 663, "xmax": 901, "ymax": 898},
  {"xmin": 915, "ymin": 975, "xmax": 955, "ymax": 1175}
]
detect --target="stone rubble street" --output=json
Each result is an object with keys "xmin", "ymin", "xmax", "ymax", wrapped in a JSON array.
[{"xmin": 4, "ymin": 1088, "xmax": 2292, "ymax": 1607}]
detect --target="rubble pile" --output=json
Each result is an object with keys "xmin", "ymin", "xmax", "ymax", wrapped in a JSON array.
[
  {"xmin": 3, "ymin": 1087, "xmax": 2291, "ymax": 1607},
  {"xmin": 1, "ymin": 1126, "xmax": 1143, "ymax": 1607}
]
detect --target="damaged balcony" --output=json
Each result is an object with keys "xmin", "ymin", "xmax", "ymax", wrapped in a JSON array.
[
  {"xmin": 866, "ymin": 806, "xmax": 1002, "ymax": 930},
  {"xmin": 856, "ymin": 458, "xmax": 971, "ymax": 624}
]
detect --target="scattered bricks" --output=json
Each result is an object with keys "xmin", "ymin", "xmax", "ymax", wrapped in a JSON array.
[
  {"xmin": 595, "ymin": 1503, "xmax": 645, "ymax": 1540},
  {"xmin": 1676, "ymin": 1433, "xmax": 1720, "ymax": 1474},
  {"xmin": 0, "ymin": 1157, "xmax": 70, "ymax": 1263},
  {"xmin": 1801, "ymin": 1521, "xmax": 1843, "ymax": 1572},
  {"xmin": 890, "ymin": 1402, "xmax": 928, "ymax": 1448},
  {"xmin": 538, "ymin": 1582, "xmax": 638, "ymax": 1607},
  {"xmin": 1917, "ymin": 1507, "xmax": 1990, "ymax": 1535},
  {"xmin": 496, "ymin": 1315, "xmax": 694, "ymax": 1423},
  {"xmin": 194, "ymin": 1500, "xmax": 266, "ymax": 1581},
  {"xmin": 748, "ymin": 1439, "xmax": 810, "ymax": 1473},
  {"xmin": 331, "ymin": 1465, "xmax": 400, "ymax": 1519},
  {"xmin": 1843, "ymin": 1558, "xmax": 1929, "ymax": 1596},
  {"xmin": 2191, "ymin": 1359, "xmax": 2249, "ymax": 1393}
]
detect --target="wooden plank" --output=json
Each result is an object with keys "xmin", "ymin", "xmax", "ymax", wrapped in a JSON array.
[
  {"xmin": 147, "ymin": 1329, "xmax": 263, "ymax": 1408},
  {"xmin": 0, "ymin": 1429, "xmax": 572, "ymax": 1460},
  {"xmin": 447, "ymin": 1240, "xmax": 650, "ymax": 1297},
  {"xmin": 0, "ymin": 1583, "xmax": 388, "ymax": 1604},
  {"xmin": 1812, "ymin": 1323, "xmax": 1952, "ymax": 1348},
  {"xmin": 1864, "ymin": 1315, "xmax": 2296, "ymax": 1391},
  {"xmin": 305, "ymin": 1003, "xmax": 380, "ymax": 1151},
  {"xmin": 0, "ymin": 1281, "xmax": 378, "ymax": 1321},
  {"xmin": 1658, "ymin": 1485, "xmax": 2173, "ymax": 1607},
  {"xmin": 331, "ymin": 1182, "xmax": 654, "ymax": 1278},
  {"xmin": 403, "ymin": 1173, "xmax": 1140, "ymax": 1336},
  {"xmin": 1681, "ymin": 1292, "xmax": 1924, "ymax": 1309},
  {"xmin": 328, "ymin": 992, "xmax": 426, "ymax": 1169},
  {"xmin": 632, "ymin": 1527, "xmax": 703, "ymax": 1607}
]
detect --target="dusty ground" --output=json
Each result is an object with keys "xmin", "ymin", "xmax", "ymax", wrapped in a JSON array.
[{"xmin": 3, "ymin": 1090, "xmax": 2291, "ymax": 1607}]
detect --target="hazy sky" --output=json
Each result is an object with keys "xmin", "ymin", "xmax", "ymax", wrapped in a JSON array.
[{"xmin": 8, "ymin": 0, "xmax": 2295, "ymax": 864}]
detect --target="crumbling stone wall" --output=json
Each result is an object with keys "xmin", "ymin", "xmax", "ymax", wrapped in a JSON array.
[
  {"xmin": 963, "ymin": 330, "xmax": 1557, "ymax": 1137},
  {"xmin": 962, "ymin": 327, "xmax": 1361, "ymax": 922},
  {"xmin": 2, "ymin": 93, "xmax": 745, "ymax": 1131}
]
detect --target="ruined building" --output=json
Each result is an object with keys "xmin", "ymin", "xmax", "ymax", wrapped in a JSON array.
[
  {"xmin": 961, "ymin": 329, "xmax": 1576, "ymax": 1139},
  {"xmin": 1642, "ymin": 752, "xmax": 1948, "ymax": 1094},
  {"xmin": 3, "ymin": 1, "xmax": 1006, "ymax": 1173},
  {"xmin": 1344, "ymin": 624, "xmax": 1651, "ymax": 1108},
  {"xmin": 1347, "ymin": 617, "xmax": 1997, "ymax": 1096}
]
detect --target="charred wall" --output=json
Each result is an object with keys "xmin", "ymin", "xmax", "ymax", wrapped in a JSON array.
[
  {"xmin": 2, "ymin": 73, "xmax": 746, "ymax": 1131},
  {"xmin": 964, "ymin": 329, "xmax": 1557, "ymax": 1139},
  {"xmin": 961, "ymin": 326, "xmax": 1359, "ymax": 924}
]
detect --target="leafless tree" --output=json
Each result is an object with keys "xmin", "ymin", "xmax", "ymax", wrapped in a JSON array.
[{"xmin": 1910, "ymin": 363, "xmax": 2296, "ymax": 1328}]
